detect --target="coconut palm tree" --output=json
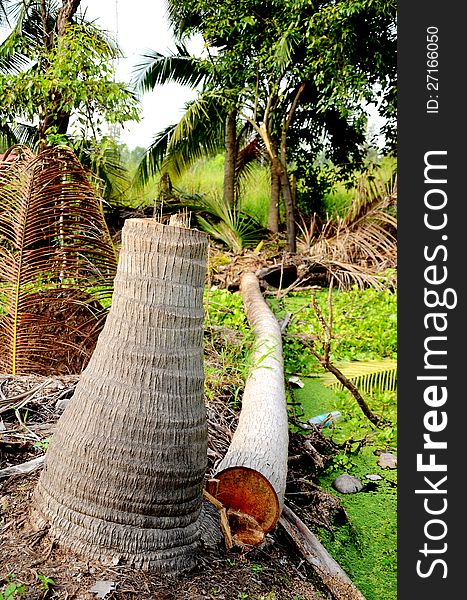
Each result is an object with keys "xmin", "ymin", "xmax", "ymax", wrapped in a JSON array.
[{"xmin": 133, "ymin": 44, "xmax": 231, "ymax": 194}]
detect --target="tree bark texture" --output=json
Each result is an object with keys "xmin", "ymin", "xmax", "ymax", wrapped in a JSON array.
[
  {"xmin": 214, "ymin": 272, "xmax": 288, "ymax": 543},
  {"xmin": 268, "ymin": 162, "xmax": 280, "ymax": 233},
  {"xmin": 223, "ymin": 109, "xmax": 237, "ymax": 208},
  {"xmin": 34, "ymin": 219, "xmax": 208, "ymax": 573},
  {"xmin": 271, "ymin": 156, "xmax": 296, "ymax": 252}
]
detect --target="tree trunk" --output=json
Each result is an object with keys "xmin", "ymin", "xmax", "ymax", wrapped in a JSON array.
[
  {"xmin": 37, "ymin": 0, "xmax": 80, "ymax": 148},
  {"xmin": 213, "ymin": 272, "xmax": 288, "ymax": 544},
  {"xmin": 268, "ymin": 161, "xmax": 280, "ymax": 233},
  {"xmin": 56, "ymin": 0, "xmax": 82, "ymax": 36},
  {"xmin": 223, "ymin": 109, "xmax": 237, "ymax": 208},
  {"xmin": 33, "ymin": 219, "xmax": 209, "ymax": 573},
  {"xmin": 271, "ymin": 156, "xmax": 296, "ymax": 252}
]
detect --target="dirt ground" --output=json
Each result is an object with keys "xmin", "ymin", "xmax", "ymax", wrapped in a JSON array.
[{"xmin": 0, "ymin": 376, "xmax": 341, "ymax": 600}]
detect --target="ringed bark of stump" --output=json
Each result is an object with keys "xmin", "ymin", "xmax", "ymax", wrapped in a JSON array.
[{"xmin": 215, "ymin": 466, "xmax": 280, "ymax": 535}]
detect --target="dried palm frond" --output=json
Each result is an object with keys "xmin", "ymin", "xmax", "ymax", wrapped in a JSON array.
[
  {"xmin": 0, "ymin": 145, "xmax": 118, "ymax": 375},
  {"xmin": 299, "ymin": 172, "xmax": 397, "ymax": 289}
]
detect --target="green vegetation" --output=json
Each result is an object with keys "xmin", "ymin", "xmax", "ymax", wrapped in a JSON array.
[
  {"xmin": 205, "ymin": 284, "xmax": 397, "ymax": 600},
  {"xmin": 0, "ymin": 2, "xmax": 138, "ymax": 149},
  {"xmin": 178, "ymin": 155, "xmax": 271, "ymax": 228},
  {"xmin": 0, "ymin": 575, "xmax": 25, "ymax": 600},
  {"xmin": 318, "ymin": 447, "xmax": 397, "ymax": 600},
  {"xmin": 0, "ymin": 573, "xmax": 56, "ymax": 599},
  {"xmin": 1, "ymin": 2, "xmax": 397, "ymax": 596},
  {"xmin": 207, "ymin": 284, "xmax": 397, "ymax": 372}
]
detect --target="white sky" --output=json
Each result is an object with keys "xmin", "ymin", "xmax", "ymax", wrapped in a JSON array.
[{"xmin": 81, "ymin": 0, "xmax": 199, "ymax": 149}]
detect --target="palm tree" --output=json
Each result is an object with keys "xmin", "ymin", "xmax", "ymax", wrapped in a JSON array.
[
  {"xmin": 133, "ymin": 44, "xmax": 230, "ymax": 190},
  {"xmin": 34, "ymin": 218, "xmax": 209, "ymax": 573}
]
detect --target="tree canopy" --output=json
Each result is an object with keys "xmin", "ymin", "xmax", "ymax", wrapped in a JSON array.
[
  {"xmin": 136, "ymin": 0, "xmax": 396, "ymax": 250},
  {"xmin": 0, "ymin": 0, "xmax": 139, "ymax": 150}
]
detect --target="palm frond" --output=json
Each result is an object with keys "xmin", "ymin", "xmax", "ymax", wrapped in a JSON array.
[
  {"xmin": 135, "ymin": 124, "xmax": 176, "ymax": 186},
  {"xmin": 273, "ymin": 27, "xmax": 298, "ymax": 73},
  {"xmin": 133, "ymin": 44, "xmax": 209, "ymax": 92},
  {"xmin": 319, "ymin": 359, "xmax": 397, "ymax": 395},
  {"xmin": 301, "ymin": 171, "xmax": 397, "ymax": 288},
  {"xmin": 157, "ymin": 190, "xmax": 266, "ymax": 252},
  {"xmin": 136, "ymin": 93, "xmax": 226, "ymax": 185},
  {"xmin": 1, "ymin": 121, "xmax": 37, "ymax": 147},
  {"xmin": 0, "ymin": 145, "xmax": 118, "ymax": 375},
  {"xmin": 76, "ymin": 140, "xmax": 130, "ymax": 204}
]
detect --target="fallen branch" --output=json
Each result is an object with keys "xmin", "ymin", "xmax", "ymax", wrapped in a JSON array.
[
  {"xmin": 279, "ymin": 504, "xmax": 366, "ymax": 600},
  {"xmin": 0, "ymin": 455, "xmax": 45, "ymax": 479},
  {"xmin": 213, "ymin": 272, "xmax": 289, "ymax": 544},
  {"xmin": 306, "ymin": 281, "xmax": 384, "ymax": 428}
]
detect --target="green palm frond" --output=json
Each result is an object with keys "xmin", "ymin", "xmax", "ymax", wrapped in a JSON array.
[
  {"xmin": 197, "ymin": 210, "xmax": 264, "ymax": 252},
  {"xmin": 136, "ymin": 93, "xmax": 226, "ymax": 185},
  {"xmin": 158, "ymin": 190, "xmax": 266, "ymax": 252},
  {"xmin": 319, "ymin": 359, "xmax": 397, "ymax": 394},
  {"xmin": 76, "ymin": 140, "xmax": 130, "ymax": 204},
  {"xmin": 133, "ymin": 44, "xmax": 210, "ymax": 92},
  {"xmin": 0, "ymin": 144, "xmax": 117, "ymax": 375},
  {"xmin": 273, "ymin": 26, "xmax": 299, "ymax": 73},
  {"xmin": 136, "ymin": 124, "xmax": 174, "ymax": 185},
  {"xmin": 0, "ymin": 1, "xmax": 55, "ymax": 72}
]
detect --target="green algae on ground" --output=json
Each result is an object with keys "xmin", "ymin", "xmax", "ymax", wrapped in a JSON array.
[
  {"xmin": 292, "ymin": 378, "xmax": 397, "ymax": 600},
  {"xmin": 317, "ymin": 446, "xmax": 397, "ymax": 600}
]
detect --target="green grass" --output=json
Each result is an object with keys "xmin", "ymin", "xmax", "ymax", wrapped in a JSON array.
[
  {"xmin": 177, "ymin": 154, "xmax": 271, "ymax": 228},
  {"xmin": 322, "ymin": 155, "xmax": 397, "ymax": 219}
]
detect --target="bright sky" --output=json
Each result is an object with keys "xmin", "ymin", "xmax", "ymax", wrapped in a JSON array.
[{"xmin": 81, "ymin": 0, "xmax": 199, "ymax": 149}]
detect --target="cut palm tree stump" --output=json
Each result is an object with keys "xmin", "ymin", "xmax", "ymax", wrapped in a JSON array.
[
  {"xmin": 33, "ymin": 219, "xmax": 208, "ymax": 573},
  {"xmin": 212, "ymin": 272, "xmax": 289, "ymax": 545}
]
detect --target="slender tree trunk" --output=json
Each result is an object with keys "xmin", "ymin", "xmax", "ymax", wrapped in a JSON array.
[
  {"xmin": 213, "ymin": 272, "xmax": 288, "ymax": 544},
  {"xmin": 56, "ymin": 0, "xmax": 81, "ymax": 36},
  {"xmin": 223, "ymin": 109, "xmax": 237, "ymax": 208},
  {"xmin": 33, "ymin": 219, "xmax": 208, "ymax": 573},
  {"xmin": 268, "ymin": 161, "xmax": 280, "ymax": 233},
  {"xmin": 279, "ymin": 136, "xmax": 297, "ymax": 253},
  {"xmin": 37, "ymin": 0, "xmax": 79, "ymax": 148},
  {"xmin": 272, "ymin": 156, "xmax": 296, "ymax": 252}
]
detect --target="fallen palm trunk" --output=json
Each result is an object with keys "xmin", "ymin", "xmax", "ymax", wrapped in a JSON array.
[
  {"xmin": 33, "ymin": 219, "xmax": 208, "ymax": 573},
  {"xmin": 213, "ymin": 272, "xmax": 289, "ymax": 544},
  {"xmin": 279, "ymin": 504, "xmax": 366, "ymax": 600}
]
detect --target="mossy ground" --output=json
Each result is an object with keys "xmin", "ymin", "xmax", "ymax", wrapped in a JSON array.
[{"xmin": 294, "ymin": 379, "xmax": 397, "ymax": 600}]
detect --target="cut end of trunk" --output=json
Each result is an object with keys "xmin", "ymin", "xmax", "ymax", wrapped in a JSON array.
[{"xmin": 215, "ymin": 466, "xmax": 280, "ymax": 538}]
